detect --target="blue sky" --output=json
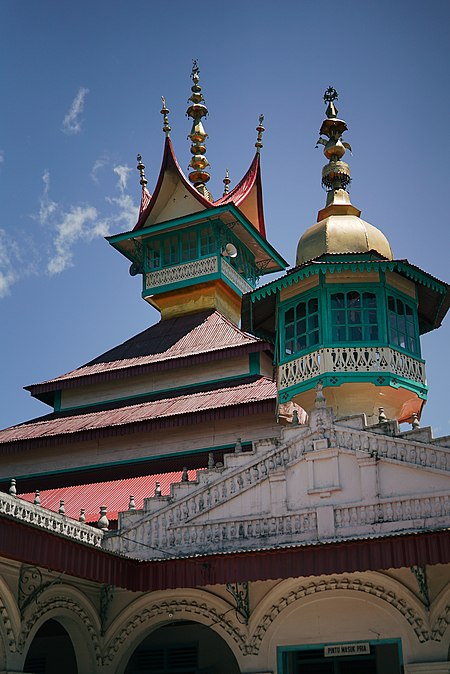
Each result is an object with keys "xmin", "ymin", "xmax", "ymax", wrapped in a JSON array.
[{"xmin": 1, "ymin": 0, "xmax": 449, "ymax": 433}]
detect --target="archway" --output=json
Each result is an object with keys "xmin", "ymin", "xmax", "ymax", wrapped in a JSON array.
[
  {"xmin": 23, "ymin": 619, "xmax": 77, "ymax": 674},
  {"xmin": 124, "ymin": 620, "xmax": 240, "ymax": 674}
]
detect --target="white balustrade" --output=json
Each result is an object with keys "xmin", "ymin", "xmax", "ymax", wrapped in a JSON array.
[{"xmin": 278, "ymin": 346, "xmax": 426, "ymax": 389}]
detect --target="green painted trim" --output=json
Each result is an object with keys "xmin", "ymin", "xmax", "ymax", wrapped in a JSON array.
[
  {"xmin": 278, "ymin": 371, "xmax": 428, "ymax": 403},
  {"xmin": 251, "ymin": 260, "xmax": 398, "ymax": 303},
  {"xmin": 107, "ymin": 203, "xmax": 287, "ymax": 272},
  {"xmin": 60, "ymin": 372, "xmax": 259, "ymax": 413},
  {"xmin": 394, "ymin": 260, "xmax": 447, "ymax": 294},
  {"xmin": 249, "ymin": 352, "xmax": 260, "ymax": 375},
  {"xmin": 53, "ymin": 391, "xmax": 61, "ymax": 413},
  {"xmin": 107, "ymin": 206, "xmax": 226, "ymax": 243},
  {"xmin": 251, "ymin": 257, "xmax": 448, "ymax": 304},
  {"xmin": 277, "ymin": 638, "xmax": 403, "ymax": 673},
  {"xmin": 6, "ymin": 441, "xmax": 253, "ymax": 486}
]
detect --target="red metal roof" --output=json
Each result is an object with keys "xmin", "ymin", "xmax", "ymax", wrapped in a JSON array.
[
  {"xmin": 27, "ymin": 310, "xmax": 268, "ymax": 394},
  {"xmin": 0, "ymin": 378, "xmax": 277, "ymax": 448},
  {"xmin": 19, "ymin": 470, "xmax": 198, "ymax": 523}
]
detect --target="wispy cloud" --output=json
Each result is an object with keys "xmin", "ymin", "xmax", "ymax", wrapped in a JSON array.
[
  {"xmin": 38, "ymin": 168, "xmax": 136, "ymax": 277},
  {"xmin": 113, "ymin": 164, "xmax": 132, "ymax": 192},
  {"xmin": 39, "ymin": 170, "xmax": 57, "ymax": 223},
  {"xmin": 0, "ymin": 229, "xmax": 19, "ymax": 297},
  {"xmin": 47, "ymin": 205, "xmax": 106, "ymax": 275},
  {"xmin": 62, "ymin": 87, "xmax": 89, "ymax": 135},
  {"xmin": 90, "ymin": 156, "xmax": 108, "ymax": 183}
]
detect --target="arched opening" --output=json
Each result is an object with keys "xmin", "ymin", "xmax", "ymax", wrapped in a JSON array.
[
  {"xmin": 24, "ymin": 618, "xmax": 77, "ymax": 674},
  {"xmin": 124, "ymin": 620, "xmax": 240, "ymax": 674}
]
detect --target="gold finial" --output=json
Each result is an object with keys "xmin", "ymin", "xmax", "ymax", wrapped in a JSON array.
[
  {"xmin": 223, "ymin": 168, "xmax": 231, "ymax": 196},
  {"xmin": 316, "ymin": 87, "xmax": 353, "ymax": 197},
  {"xmin": 255, "ymin": 114, "xmax": 265, "ymax": 153},
  {"xmin": 186, "ymin": 60, "xmax": 212, "ymax": 200},
  {"xmin": 160, "ymin": 96, "xmax": 171, "ymax": 137},
  {"xmin": 136, "ymin": 154, "xmax": 147, "ymax": 187}
]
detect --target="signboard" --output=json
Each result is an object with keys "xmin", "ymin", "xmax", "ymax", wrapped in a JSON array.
[{"xmin": 324, "ymin": 642, "xmax": 370, "ymax": 657}]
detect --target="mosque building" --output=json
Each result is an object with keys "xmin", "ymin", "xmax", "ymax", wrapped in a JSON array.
[{"xmin": 0, "ymin": 66, "xmax": 449, "ymax": 674}]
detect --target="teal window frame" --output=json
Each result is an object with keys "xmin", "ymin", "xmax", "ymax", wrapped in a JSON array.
[
  {"xmin": 325, "ymin": 285, "xmax": 384, "ymax": 345},
  {"xmin": 143, "ymin": 221, "xmax": 259, "ymax": 288},
  {"xmin": 386, "ymin": 290, "xmax": 420, "ymax": 357},
  {"xmin": 144, "ymin": 224, "xmax": 219, "ymax": 272},
  {"xmin": 279, "ymin": 290, "xmax": 321, "ymax": 362}
]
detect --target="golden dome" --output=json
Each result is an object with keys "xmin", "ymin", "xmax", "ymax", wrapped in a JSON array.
[{"xmin": 296, "ymin": 190, "xmax": 393, "ymax": 266}]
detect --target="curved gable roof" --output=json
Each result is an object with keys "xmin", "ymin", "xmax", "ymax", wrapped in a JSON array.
[{"xmin": 134, "ymin": 137, "xmax": 212, "ymax": 231}]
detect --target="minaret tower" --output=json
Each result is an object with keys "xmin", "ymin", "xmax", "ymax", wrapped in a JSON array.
[
  {"xmin": 107, "ymin": 65, "xmax": 286, "ymax": 324},
  {"xmin": 244, "ymin": 88, "xmax": 449, "ymax": 424}
]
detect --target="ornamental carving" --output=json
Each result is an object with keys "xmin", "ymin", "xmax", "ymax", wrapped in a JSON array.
[
  {"xmin": 431, "ymin": 604, "xmax": 450, "ymax": 641},
  {"xmin": 18, "ymin": 596, "xmax": 101, "ymax": 664},
  {"xmin": 278, "ymin": 346, "xmax": 426, "ymax": 389},
  {"xmin": 0, "ymin": 596, "xmax": 17, "ymax": 653},
  {"xmin": 248, "ymin": 576, "xmax": 430, "ymax": 653},
  {"xmin": 0, "ymin": 492, "xmax": 103, "ymax": 547},
  {"xmin": 221, "ymin": 258, "xmax": 253, "ymax": 293},
  {"xmin": 103, "ymin": 598, "xmax": 248, "ymax": 664},
  {"xmin": 145, "ymin": 256, "xmax": 218, "ymax": 289}
]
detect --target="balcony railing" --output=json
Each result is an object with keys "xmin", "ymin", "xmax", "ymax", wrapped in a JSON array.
[{"xmin": 278, "ymin": 346, "xmax": 426, "ymax": 390}]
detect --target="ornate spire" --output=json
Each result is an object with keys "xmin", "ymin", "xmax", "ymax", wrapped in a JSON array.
[
  {"xmin": 316, "ymin": 87, "xmax": 352, "ymax": 197},
  {"xmin": 222, "ymin": 168, "xmax": 231, "ymax": 196},
  {"xmin": 255, "ymin": 114, "xmax": 265, "ymax": 153},
  {"xmin": 160, "ymin": 96, "xmax": 171, "ymax": 137},
  {"xmin": 186, "ymin": 60, "xmax": 212, "ymax": 200},
  {"xmin": 137, "ymin": 154, "xmax": 151, "ymax": 214},
  {"xmin": 136, "ymin": 154, "xmax": 147, "ymax": 188}
]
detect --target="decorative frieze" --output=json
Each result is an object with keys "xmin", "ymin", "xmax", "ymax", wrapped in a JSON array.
[
  {"xmin": 278, "ymin": 346, "xmax": 426, "ymax": 389},
  {"xmin": 0, "ymin": 492, "xmax": 104, "ymax": 547},
  {"xmin": 221, "ymin": 257, "xmax": 254, "ymax": 293},
  {"xmin": 249, "ymin": 576, "xmax": 431, "ymax": 653},
  {"xmin": 145, "ymin": 256, "xmax": 218, "ymax": 289}
]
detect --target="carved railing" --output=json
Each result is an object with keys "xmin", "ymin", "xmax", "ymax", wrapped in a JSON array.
[
  {"xmin": 145, "ymin": 256, "xmax": 218, "ymax": 289},
  {"xmin": 335, "ymin": 492, "xmax": 450, "ymax": 529},
  {"xmin": 278, "ymin": 346, "xmax": 426, "ymax": 389},
  {"xmin": 121, "ymin": 511, "xmax": 318, "ymax": 557},
  {"xmin": 221, "ymin": 258, "xmax": 254, "ymax": 293},
  {"xmin": 0, "ymin": 492, "xmax": 103, "ymax": 546},
  {"xmin": 334, "ymin": 427, "xmax": 450, "ymax": 471}
]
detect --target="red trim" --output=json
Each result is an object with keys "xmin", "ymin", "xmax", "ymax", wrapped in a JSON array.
[
  {"xmin": 133, "ymin": 138, "xmax": 212, "ymax": 231},
  {"xmin": 0, "ymin": 515, "xmax": 448, "ymax": 591},
  {"xmin": 214, "ymin": 153, "xmax": 266, "ymax": 238}
]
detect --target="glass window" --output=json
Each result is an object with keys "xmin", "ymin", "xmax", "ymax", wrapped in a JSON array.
[
  {"xmin": 388, "ymin": 294, "xmax": 418, "ymax": 354},
  {"xmin": 162, "ymin": 236, "xmax": 180, "ymax": 266},
  {"xmin": 181, "ymin": 230, "xmax": 197, "ymax": 261},
  {"xmin": 330, "ymin": 290, "xmax": 379, "ymax": 342},
  {"xmin": 200, "ymin": 226, "xmax": 216, "ymax": 256},
  {"xmin": 145, "ymin": 240, "xmax": 161, "ymax": 270},
  {"xmin": 283, "ymin": 296, "xmax": 320, "ymax": 357}
]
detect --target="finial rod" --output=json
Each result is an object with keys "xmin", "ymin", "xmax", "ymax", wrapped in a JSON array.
[
  {"xmin": 136, "ymin": 154, "xmax": 147, "ymax": 187},
  {"xmin": 160, "ymin": 96, "xmax": 171, "ymax": 137},
  {"xmin": 255, "ymin": 114, "xmax": 265, "ymax": 153},
  {"xmin": 223, "ymin": 168, "xmax": 231, "ymax": 196},
  {"xmin": 186, "ymin": 59, "xmax": 212, "ymax": 200},
  {"xmin": 316, "ymin": 87, "xmax": 352, "ymax": 195}
]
